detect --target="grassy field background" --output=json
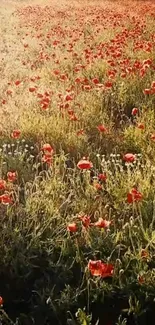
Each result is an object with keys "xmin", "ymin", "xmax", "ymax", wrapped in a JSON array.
[{"xmin": 0, "ymin": 0, "xmax": 155, "ymax": 324}]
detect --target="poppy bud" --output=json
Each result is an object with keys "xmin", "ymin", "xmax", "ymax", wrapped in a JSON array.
[
  {"xmin": 67, "ymin": 222, "xmax": 77, "ymax": 232},
  {"xmin": 131, "ymin": 107, "xmax": 138, "ymax": 116}
]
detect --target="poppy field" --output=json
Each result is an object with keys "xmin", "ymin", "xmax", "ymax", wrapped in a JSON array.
[{"xmin": 0, "ymin": 0, "xmax": 155, "ymax": 324}]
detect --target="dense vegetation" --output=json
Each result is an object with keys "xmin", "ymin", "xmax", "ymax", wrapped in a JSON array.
[{"xmin": 0, "ymin": 0, "xmax": 155, "ymax": 324}]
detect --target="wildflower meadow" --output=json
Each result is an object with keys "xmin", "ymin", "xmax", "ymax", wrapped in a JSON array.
[{"xmin": 0, "ymin": 0, "xmax": 155, "ymax": 324}]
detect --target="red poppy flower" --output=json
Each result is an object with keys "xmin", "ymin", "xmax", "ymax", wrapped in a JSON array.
[
  {"xmin": 68, "ymin": 109, "xmax": 74, "ymax": 116},
  {"xmin": 37, "ymin": 93, "xmax": 44, "ymax": 99},
  {"xmin": 42, "ymin": 154, "xmax": 52, "ymax": 165},
  {"xmin": 104, "ymin": 81, "xmax": 113, "ymax": 88},
  {"xmin": 6, "ymin": 89, "xmax": 13, "ymax": 96},
  {"xmin": 77, "ymin": 129, "xmax": 85, "ymax": 136},
  {"xmin": 29, "ymin": 87, "xmax": 36, "ymax": 93},
  {"xmin": 75, "ymin": 77, "xmax": 81, "ymax": 83},
  {"xmin": 94, "ymin": 183, "xmax": 102, "ymax": 190},
  {"xmin": 0, "ymin": 296, "xmax": 3, "ymax": 306},
  {"xmin": 53, "ymin": 69, "xmax": 60, "ymax": 75},
  {"xmin": 151, "ymin": 81, "xmax": 155, "ymax": 89},
  {"xmin": 88, "ymin": 260, "xmax": 114, "ymax": 278},
  {"xmin": 137, "ymin": 123, "xmax": 144, "ymax": 130},
  {"xmin": 78, "ymin": 214, "xmax": 91, "ymax": 228},
  {"xmin": 97, "ymin": 125, "xmax": 107, "ymax": 133},
  {"xmin": 41, "ymin": 102, "xmax": 49, "ymax": 110},
  {"xmin": 67, "ymin": 222, "xmax": 77, "ymax": 232},
  {"xmin": 95, "ymin": 83, "xmax": 104, "ymax": 89},
  {"xmin": 127, "ymin": 188, "xmax": 143, "ymax": 203},
  {"xmin": 41, "ymin": 144, "xmax": 54, "ymax": 153},
  {"xmin": 0, "ymin": 194, "xmax": 12, "ymax": 205},
  {"xmin": 150, "ymin": 133, "xmax": 155, "ymax": 141},
  {"xmin": 88, "ymin": 260, "xmax": 103, "ymax": 276},
  {"xmin": 123, "ymin": 153, "xmax": 135, "ymax": 163},
  {"xmin": 70, "ymin": 114, "xmax": 78, "ymax": 121},
  {"xmin": 143, "ymin": 59, "xmax": 152, "ymax": 65},
  {"xmin": 15, "ymin": 80, "xmax": 21, "ymax": 86},
  {"xmin": 77, "ymin": 158, "xmax": 93, "ymax": 170},
  {"xmin": 0, "ymin": 179, "xmax": 6, "ymax": 191},
  {"xmin": 11, "ymin": 129, "xmax": 21, "ymax": 139},
  {"xmin": 40, "ymin": 97, "xmax": 50, "ymax": 110},
  {"xmin": 94, "ymin": 217, "xmax": 111, "ymax": 228},
  {"xmin": 92, "ymin": 78, "xmax": 99, "ymax": 84},
  {"xmin": 101, "ymin": 263, "xmax": 114, "ymax": 278},
  {"xmin": 83, "ymin": 85, "xmax": 91, "ymax": 91},
  {"xmin": 7, "ymin": 172, "xmax": 17, "ymax": 182},
  {"xmin": 65, "ymin": 94, "xmax": 73, "ymax": 101},
  {"xmin": 41, "ymin": 97, "xmax": 50, "ymax": 105},
  {"xmin": 98, "ymin": 173, "xmax": 107, "ymax": 181},
  {"xmin": 2, "ymin": 99, "xmax": 6, "ymax": 105},
  {"xmin": 44, "ymin": 91, "xmax": 50, "ymax": 97},
  {"xmin": 60, "ymin": 74, "xmax": 68, "ymax": 81},
  {"xmin": 143, "ymin": 88, "xmax": 152, "ymax": 95},
  {"xmin": 121, "ymin": 72, "xmax": 126, "ymax": 78},
  {"xmin": 131, "ymin": 108, "xmax": 138, "ymax": 116}
]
